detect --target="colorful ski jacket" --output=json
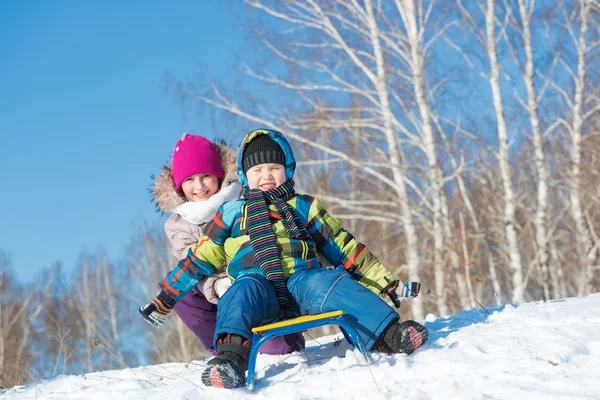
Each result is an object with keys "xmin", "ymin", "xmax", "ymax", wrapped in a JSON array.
[{"xmin": 160, "ymin": 129, "xmax": 395, "ymax": 303}]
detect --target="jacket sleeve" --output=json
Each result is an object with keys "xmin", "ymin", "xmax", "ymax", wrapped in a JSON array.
[
  {"xmin": 305, "ymin": 196, "xmax": 396, "ymax": 294},
  {"xmin": 164, "ymin": 214, "xmax": 201, "ymax": 260},
  {"xmin": 160, "ymin": 208, "xmax": 231, "ymax": 302}
]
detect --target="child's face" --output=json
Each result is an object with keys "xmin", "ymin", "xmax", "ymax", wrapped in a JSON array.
[
  {"xmin": 246, "ymin": 163, "xmax": 286, "ymax": 191},
  {"xmin": 181, "ymin": 173, "xmax": 219, "ymax": 202}
]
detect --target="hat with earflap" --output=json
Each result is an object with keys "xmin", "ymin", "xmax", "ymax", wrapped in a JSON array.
[
  {"xmin": 237, "ymin": 129, "xmax": 297, "ymax": 187},
  {"xmin": 242, "ymin": 134, "xmax": 287, "ymax": 174}
]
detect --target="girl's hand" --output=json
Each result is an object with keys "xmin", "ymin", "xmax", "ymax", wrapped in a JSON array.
[
  {"xmin": 214, "ymin": 277, "xmax": 232, "ymax": 298},
  {"xmin": 199, "ymin": 274, "xmax": 232, "ymax": 304},
  {"xmin": 138, "ymin": 292, "xmax": 175, "ymax": 327}
]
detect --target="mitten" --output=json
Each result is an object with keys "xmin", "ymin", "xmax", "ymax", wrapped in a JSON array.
[
  {"xmin": 400, "ymin": 282, "xmax": 421, "ymax": 298},
  {"xmin": 199, "ymin": 272, "xmax": 231, "ymax": 304},
  {"xmin": 199, "ymin": 275, "xmax": 220, "ymax": 305},
  {"xmin": 139, "ymin": 291, "xmax": 176, "ymax": 327},
  {"xmin": 214, "ymin": 277, "xmax": 232, "ymax": 298},
  {"xmin": 381, "ymin": 281, "xmax": 422, "ymax": 308}
]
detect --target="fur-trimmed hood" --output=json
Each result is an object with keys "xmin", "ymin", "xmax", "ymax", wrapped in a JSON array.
[{"xmin": 152, "ymin": 140, "xmax": 239, "ymax": 213}]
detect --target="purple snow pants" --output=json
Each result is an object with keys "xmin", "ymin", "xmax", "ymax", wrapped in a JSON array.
[{"xmin": 173, "ymin": 287, "xmax": 305, "ymax": 356}]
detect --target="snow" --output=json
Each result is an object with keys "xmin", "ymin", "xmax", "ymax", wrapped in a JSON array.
[{"xmin": 3, "ymin": 294, "xmax": 600, "ymax": 399}]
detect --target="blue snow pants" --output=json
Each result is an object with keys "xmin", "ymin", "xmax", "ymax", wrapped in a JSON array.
[{"xmin": 214, "ymin": 268, "xmax": 399, "ymax": 351}]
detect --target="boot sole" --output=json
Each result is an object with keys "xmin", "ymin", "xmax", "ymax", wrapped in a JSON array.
[
  {"xmin": 408, "ymin": 326, "xmax": 424, "ymax": 351},
  {"xmin": 201, "ymin": 363, "xmax": 245, "ymax": 389}
]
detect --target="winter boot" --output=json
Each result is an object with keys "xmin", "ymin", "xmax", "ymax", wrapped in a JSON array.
[
  {"xmin": 201, "ymin": 334, "xmax": 252, "ymax": 389},
  {"xmin": 374, "ymin": 320, "xmax": 428, "ymax": 355}
]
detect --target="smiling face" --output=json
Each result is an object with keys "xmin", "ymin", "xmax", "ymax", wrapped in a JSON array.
[
  {"xmin": 181, "ymin": 173, "xmax": 220, "ymax": 201},
  {"xmin": 246, "ymin": 163, "xmax": 286, "ymax": 191}
]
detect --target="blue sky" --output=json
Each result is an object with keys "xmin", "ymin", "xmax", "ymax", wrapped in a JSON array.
[{"xmin": 0, "ymin": 1, "xmax": 247, "ymax": 283}]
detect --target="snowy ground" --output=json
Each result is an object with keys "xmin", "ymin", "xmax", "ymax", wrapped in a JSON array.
[{"xmin": 3, "ymin": 294, "xmax": 600, "ymax": 399}]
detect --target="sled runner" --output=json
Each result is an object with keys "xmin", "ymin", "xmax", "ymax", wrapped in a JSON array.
[{"xmin": 246, "ymin": 310, "xmax": 370, "ymax": 389}]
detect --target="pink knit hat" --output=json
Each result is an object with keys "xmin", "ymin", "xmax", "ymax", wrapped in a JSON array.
[{"xmin": 171, "ymin": 134, "xmax": 224, "ymax": 190}]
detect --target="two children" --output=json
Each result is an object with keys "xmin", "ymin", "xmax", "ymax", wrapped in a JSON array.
[
  {"xmin": 142, "ymin": 129, "xmax": 428, "ymax": 389},
  {"xmin": 147, "ymin": 133, "xmax": 304, "ymax": 355}
]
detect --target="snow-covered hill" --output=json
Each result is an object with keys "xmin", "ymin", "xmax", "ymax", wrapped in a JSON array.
[{"xmin": 3, "ymin": 294, "xmax": 600, "ymax": 399}]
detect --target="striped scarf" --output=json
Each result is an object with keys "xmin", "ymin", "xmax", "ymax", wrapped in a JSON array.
[{"xmin": 244, "ymin": 179, "xmax": 310, "ymax": 309}]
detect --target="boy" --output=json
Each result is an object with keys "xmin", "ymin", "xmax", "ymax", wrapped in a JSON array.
[{"xmin": 140, "ymin": 129, "xmax": 428, "ymax": 389}]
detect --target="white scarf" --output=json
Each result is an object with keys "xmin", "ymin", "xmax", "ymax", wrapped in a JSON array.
[{"xmin": 171, "ymin": 182, "xmax": 243, "ymax": 225}]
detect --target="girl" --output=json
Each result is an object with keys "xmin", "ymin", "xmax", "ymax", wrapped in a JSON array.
[{"xmin": 150, "ymin": 133, "xmax": 305, "ymax": 356}]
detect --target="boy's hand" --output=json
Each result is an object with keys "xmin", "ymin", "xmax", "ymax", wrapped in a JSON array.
[
  {"xmin": 381, "ymin": 280, "xmax": 402, "ymax": 308},
  {"xmin": 139, "ymin": 292, "xmax": 176, "ymax": 327},
  {"xmin": 381, "ymin": 281, "xmax": 422, "ymax": 308},
  {"xmin": 400, "ymin": 282, "xmax": 421, "ymax": 298}
]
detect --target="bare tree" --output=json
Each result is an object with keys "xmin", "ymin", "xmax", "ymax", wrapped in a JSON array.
[
  {"xmin": 393, "ymin": 0, "xmax": 472, "ymax": 313},
  {"xmin": 364, "ymin": 0, "xmax": 428, "ymax": 316},
  {"xmin": 453, "ymin": 0, "xmax": 527, "ymax": 303},
  {"xmin": 556, "ymin": 0, "xmax": 600, "ymax": 295},
  {"xmin": 69, "ymin": 253, "xmax": 128, "ymax": 373},
  {"xmin": 0, "ymin": 255, "xmax": 35, "ymax": 388},
  {"xmin": 515, "ymin": 0, "xmax": 552, "ymax": 300},
  {"xmin": 436, "ymin": 119, "xmax": 500, "ymax": 306},
  {"xmin": 487, "ymin": 0, "xmax": 525, "ymax": 303}
]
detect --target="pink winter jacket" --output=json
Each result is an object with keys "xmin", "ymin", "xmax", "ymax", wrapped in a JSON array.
[{"xmin": 164, "ymin": 214, "xmax": 205, "ymax": 261}]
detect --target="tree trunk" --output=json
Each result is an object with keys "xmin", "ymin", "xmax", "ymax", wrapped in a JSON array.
[
  {"xmin": 485, "ymin": 0, "xmax": 524, "ymax": 303},
  {"xmin": 570, "ymin": 0, "xmax": 596, "ymax": 296},
  {"xmin": 459, "ymin": 211, "xmax": 476, "ymax": 306},
  {"xmin": 102, "ymin": 259, "xmax": 121, "ymax": 361},
  {"xmin": 396, "ymin": 0, "xmax": 472, "ymax": 312},
  {"xmin": 365, "ymin": 0, "xmax": 424, "ymax": 319},
  {"xmin": 518, "ymin": 0, "xmax": 550, "ymax": 300},
  {"xmin": 550, "ymin": 240, "xmax": 567, "ymax": 298},
  {"xmin": 444, "ymin": 129, "xmax": 502, "ymax": 305},
  {"xmin": 82, "ymin": 258, "xmax": 94, "ymax": 373}
]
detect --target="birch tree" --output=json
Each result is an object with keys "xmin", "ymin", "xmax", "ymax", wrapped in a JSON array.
[
  {"xmin": 364, "ymin": 0, "xmax": 426, "ymax": 316},
  {"xmin": 485, "ymin": 0, "xmax": 525, "ymax": 303},
  {"xmin": 515, "ymin": 0, "xmax": 551, "ymax": 299},
  {"xmin": 394, "ymin": 0, "xmax": 471, "ymax": 313},
  {"xmin": 560, "ymin": 0, "xmax": 599, "ymax": 295},
  {"xmin": 436, "ymin": 118, "xmax": 502, "ymax": 305}
]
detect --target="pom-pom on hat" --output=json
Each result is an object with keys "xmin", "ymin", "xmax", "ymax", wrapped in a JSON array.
[
  {"xmin": 242, "ymin": 134, "xmax": 286, "ymax": 174},
  {"xmin": 171, "ymin": 134, "xmax": 224, "ymax": 190}
]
